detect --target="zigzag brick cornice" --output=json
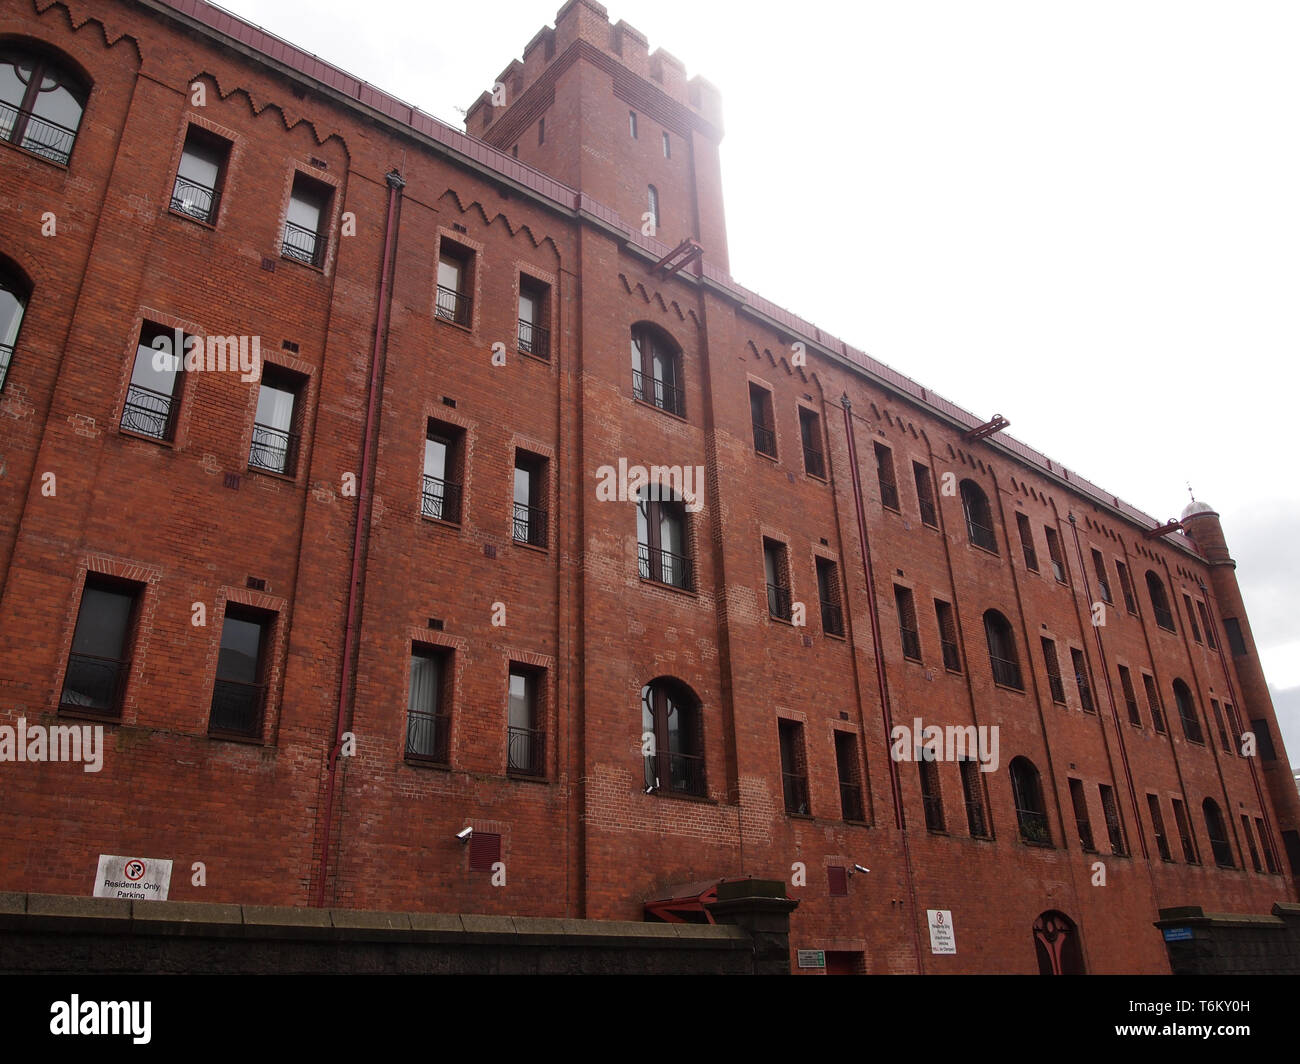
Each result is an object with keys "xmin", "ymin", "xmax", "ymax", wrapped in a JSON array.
[{"xmin": 31, "ymin": 0, "xmax": 143, "ymax": 62}]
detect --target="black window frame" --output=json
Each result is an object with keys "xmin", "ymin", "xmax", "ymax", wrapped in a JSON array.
[
  {"xmin": 58, "ymin": 573, "xmax": 140, "ymax": 720},
  {"xmin": 630, "ymin": 323, "xmax": 685, "ymax": 418},
  {"xmin": 405, "ymin": 643, "xmax": 452, "ymax": 765},
  {"xmin": 170, "ymin": 124, "xmax": 231, "ymax": 226},
  {"xmin": 208, "ymin": 603, "xmax": 273, "ymax": 740},
  {"xmin": 0, "ymin": 47, "xmax": 89, "ymax": 166},
  {"xmin": 637, "ymin": 490, "xmax": 693, "ymax": 591},
  {"xmin": 282, "ymin": 171, "xmax": 332, "ymax": 268},
  {"xmin": 249, "ymin": 363, "xmax": 306, "ymax": 478},
  {"xmin": 642, "ymin": 677, "xmax": 706, "ymax": 797}
]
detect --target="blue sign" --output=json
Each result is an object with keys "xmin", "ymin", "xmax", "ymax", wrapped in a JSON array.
[{"xmin": 1162, "ymin": 927, "xmax": 1194, "ymax": 942}]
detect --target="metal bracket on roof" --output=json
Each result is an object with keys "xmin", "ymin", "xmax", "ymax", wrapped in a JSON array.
[
  {"xmin": 1145, "ymin": 520, "xmax": 1183, "ymax": 539},
  {"xmin": 653, "ymin": 238, "xmax": 703, "ymax": 277},
  {"xmin": 963, "ymin": 414, "xmax": 1010, "ymax": 442}
]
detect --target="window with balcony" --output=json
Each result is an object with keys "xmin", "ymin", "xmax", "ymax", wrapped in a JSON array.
[
  {"xmin": 834, "ymin": 731, "xmax": 865, "ymax": 822},
  {"xmin": 1182, "ymin": 594, "xmax": 1202, "ymax": 643},
  {"xmin": 778, "ymin": 719, "xmax": 810, "ymax": 816},
  {"xmin": 960, "ymin": 480, "xmax": 997, "ymax": 552},
  {"xmin": 1099, "ymin": 783, "xmax": 1126, "ymax": 855},
  {"xmin": 59, "ymin": 574, "xmax": 139, "ymax": 719},
  {"xmin": 750, "ymin": 383, "xmax": 776, "ymax": 457},
  {"xmin": 1203, "ymin": 798, "xmax": 1233, "ymax": 868},
  {"xmin": 421, "ymin": 419, "xmax": 464, "ymax": 524},
  {"xmin": 249, "ymin": 365, "xmax": 305, "ymax": 476},
  {"xmin": 282, "ymin": 172, "xmax": 331, "ymax": 267},
  {"xmin": 642, "ymin": 677, "xmax": 705, "ymax": 796},
  {"xmin": 1071, "ymin": 648, "xmax": 1094, "ymax": 713},
  {"xmin": 894, "ymin": 585, "xmax": 921, "ymax": 662},
  {"xmin": 1044, "ymin": 525, "xmax": 1067, "ymax": 582},
  {"xmin": 1068, "ymin": 778, "xmax": 1095, "ymax": 852},
  {"xmin": 513, "ymin": 450, "xmax": 548, "ymax": 548},
  {"xmin": 170, "ymin": 126, "xmax": 229, "ymax": 225},
  {"xmin": 0, "ymin": 262, "xmax": 28, "ymax": 391},
  {"xmin": 517, "ymin": 276, "xmax": 550, "ymax": 360},
  {"xmin": 209, "ymin": 605, "xmax": 271, "ymax": 739},
  {"xmin": 1091, "ymin": 550, "xmax": 1113, "ymax": 604},
  {"xmin": 1172, "ymin": 797, "xmax": 1198, "ymax": 863},
  {"xmin": 816, "ymin": 556, "xmax": 844, "ymax": 636},
  {"xmin": 1010, "ymin": 756, "xmax": 1050, "ymax": 845},
  {"xmin": 984, "ymin": 609, "xmax": 1022, "ymax": 690},
  {"xmin": 932, "ymin": 599, "xmax": 960, "ymax": 672},
  {"xmin": 914, "ymin": 462, "xmax": 938, "ymax": 528},
  {"xmin": 919, "ymin": 755, "xmax": 944, "ymax": 832},
  {"xmin": 121, "ymin": 321, "xmax": 186, "ymax": 442},
  {"xmin": 959, "ymin": 758, "xmax": 990, "ymax": 838},
  {"xmin": 873, "ymin": 442, "xmax": 899, "ymax": 511},
  {"xmin": 406, "ymin": 645, "xmax": 451, "ymax": 764},
  {"xmin": 1116, "ymin": 560, "xmax": 1137, "ymax": 613},
  {"xmin": 1118, "ymin": 664, "xmax": 1142, "ymax": 727},
  {"xmin": 0, "ymin": 48, "xmax": 88, "ymax": 165},
  {"xmin": 1041, "ymin": 638, "xmax": 1065, "ymax": 705},
  {"xmin": 435, "ymin": 239, "xmax": 474, "ymax": 326},
  {"xmin": 1146, "ymin": 570, "xmax": 1176, "ymax": 632},
  {"xmin": 799, "ymin": 407, "xmax": 825, "ymax": 479},
  {"xmin": 1172, "ymin": 679, "xmax": 1204, "ymax": 744},
  {"xmin": 637, "ymin": 489, "xmax": 692, "ymax": 590},
  {"xmin": 1016, "ymin": 512, "xmax": 1038, "ymax": 572},
  {"xmin": 506, "ymin": 664, "xmax": 545, "ymax": 777},
  {"xmin": 1147, "ymin": 795, "xmax": 1172, "ymax": 861},
  {"xmin": 630, "ymin": 323, "xmax": 684, "ymax": 417},
  {"xmin": 764, "ymin": 538, "xmax": 792, "ymax": 622},
  {"xmin": 1142, "ymin": 672, "xmax": 1167, "ymax": 734}
]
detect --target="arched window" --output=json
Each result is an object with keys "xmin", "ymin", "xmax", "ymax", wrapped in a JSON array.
[
  {"xmin": 1033, "ymin": 911, "xmax": 1085, "ymax": 975},
  {"xmin": 1172, "ymin": 679, "xmax": 1204, "ymax": 744},
  {"xmin": 630, "ymin": 323, "xmax": 684, "ymax": 417},
  {"xmin": 1202, "ymin": 798, "xmax": 1234, "ymax": 868},
  {"xmin": 960, "ymin": 479, "xmax": 997, "ymax": 552},
  {"xmin": 642, "ymin": 677, "xmax": 705, "ymax": 796},
  {"xmin": 0, "ymin": 47, "xmax": 89, "ymax": 165},
  {"xmin": 0, "ymin": 259, "xmax": 30, "ymax": 390},
  {"xmin": 983, "ymin": 609, "xmax": 1022, "ymax": 689},
  {"xmin": 637, "ymin": 484, "xmax": 692, "ymax": 591},
  {"xmin": 647, "ymin": 184, "xmax": 659, "ymax": 229},
  {"xmin": 1145, "ymin": 570, "xmax": 1175, "ymax": 631},
  {"xmin": 1010, "ymin": 756, "xmax": 1050, "ymax": 845}
]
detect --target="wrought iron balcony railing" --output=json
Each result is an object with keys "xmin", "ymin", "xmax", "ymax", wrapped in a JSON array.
[
  {"xmin": 990, "ymin": 654, "xmax": 1023, "ymax": 690},
  {"xmin": 941, "ymin": 638, "xmax": 961, "ymax": 673},
  {"xmin": 1153, "ymin": 604, "xmax": 1176, "ymax": 632},
  {"xmin": 405, "ymin": 710, "xmax": 451, "ymax": 764},
  {"xmin": 752, "ymin": 422, "xmax": 776, "ymax": 457},
  {"xmin": 59, "ymin": 653, "xmax": 129, "ymax": 718},
  {"xmin": 0, "ymin": 342, "xmax": 13, "ymax": 389},
  {"xmin": 1047, "ymin": 674, "xmax": 1066, "ymax": 704},
  {"xmin": 967, "ymin": 518, "xmax": 997, "ymax": 552},
  {"xmin": 1, "ymin": 101, "xmax": 77, "ymax": 164},
  {"xmin": 170, "ymin": 175, "xmax": 221, "ymax": 223},
  {"xmin": 517, "ymin": 318, "xmax": 549, "ymax": 360},
  {"xmin": 922, "ymin": 792, "xmax": 945, "ymax": 832},
  {"xmin": 879, "ymin": 478, "xmax": 900, "ymax": 511},
  {"xmin": 1125, "ymin": 697, "xmax": 1142, "ymax": 726},
  {"xmin": 900, "ymin": 626, "xmax": 922, "ymax": 662},
  {"xmin": 1017, "ymin": 807, "xmax": 1052, "ymax": 846},
  {"xmin": 282, "ymin": 219, "xmax": 322, "ymax": 267},
  {"xmin": 632, "ymin": 368, "xmax": 685, "ymax": 418},
  {"xmin": 513, "ymin": 502, "xmax": 547, "ymax": 548},
  {"xmin": 435, "ymin": 284, "xmax": 472, "ymax": 326},
  {"xmin": 1210, "ymin": 835, "xmax": 1234, "ymax": 869},
  {"xmin": 507, "ymin": 725, "xmax": 545, "ymax": 776},
  {"xmin": 767, "ymin": 582, "xmax": 791, "ymax": 622},
  {"xmin": 782, "ymin": 772, "xmax": 810, "ymax": 816},
  {"xmin": 1050, "ymin": 559, "xmax": 1066, "ymax": 583},
  {"xmin": 421, "ymin": 475, "xmax": 462, "ymax": 523},
  {"xmin": 121, "ymin": 383, "xmax": 177, "ymax": 441},
  {"xmin": 821, "ymin": 599, "xmax": 844, "ymax": 637},
  {"xmin": 209, "ymin": 678, "xmax": 265, "ymax": 738},
  {"xmin": 249, "ymin": 422, "xmax": 301, "ymax": 476},
  {"xmin": 644, "ymin": 751, "xmax": 706, "ymax": 797},
  {"xmin": 638, "ymin": 544, "xmax": 693, "ymax": 591},
  {"xmin": 1076, "ymin": 819, "xmax": 1096, "ymax": 852},
  {"xmin": 802, "ymin": 445, "xmax": 825, "ymax": 479},
  {"xmin": 1076, "ymin": 674, "xmax": 1095, "ymax": 713},
  {"xmin": 839, "ymin": 782, "xmax": 865, "ymax": 822},
  {"xmin": 918, "ymin": 497, "xmax": 938, "ymax": 527}
]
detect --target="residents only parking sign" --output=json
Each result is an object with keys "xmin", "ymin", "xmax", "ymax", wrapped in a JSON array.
[{"xmin": 93, "ymin": 855, "xmax": 172, "ymax": 901}]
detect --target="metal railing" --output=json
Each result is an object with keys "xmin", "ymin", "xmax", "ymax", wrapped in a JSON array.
[
  {"xmin": 900, "ymin": 626, "xmax": 922, "ymax": 661},
  {"xmin": 1125, "ymin": 697, "xmax": 1142, "ymax": 726},
  {"xmin": 767, "ymin": 583, "xmax": 791, "ymax": 622},
  {"xmin": 1096, "ymin": 579, "xmax": 1113, "ymax": 604},
  {"xmin": 421, "ymin": 475, "xmax": 462, "ymax": 523},
  {"xmin": 1122, "ymin": 589, "xmax": 1137, "ymax": 614},
  {"xmin": 1, "ymin": 101, "xmax": 77, "ymax": 165},
  {"xmin": 878, "ymin": 478, "xmax": 900, "ymax": 511},
  {"xmin": 839, "ymin": 782, "xmax": 865, "ymax": 822},
  {"xmin": 1050, "ymin": 559, "xmax": 1066, "ymax": 583},
  {"xmin": 1153, "ymin": 604, "xmax": 1175, "ymax": 631},
  {"xmin": 1016, "ymin": 807, "xmax": 1051, "ymax": 845},
  {"xmin": 918, "ymin": 497, "xmax": 938, "ymax": 527},
  {"xmin": 1178, "ymin": 829, "xmax": 1197, "ymax": 864},
  {"xmin": 638, "ymin": 544, "xmax": 693, "ymax": 591},
  {"xmin": 435, "ymin": 284, "xmax": 472, "ymax": 326},
  {"xmin": 507, "ymin": 725, "xmax": 545, "ymax": 776},
  {"xmin": 644, "ymin": 751, "xmax": 705, "ymax": 796},
  {"xmin": 1153, "ymin": 830, "xmax": 1172, "ymax": 862},
  {"xmin": 1150, "ymin": 703, "xmax": 1167, "ymax": 734},
  {"xmin": 966, "ymin": 518, "xmax": 997, "ymax": 552},
  {"xmin": 632, "ymin": 369, "xmax": 685, "ymax": 417},
  {"xmin": 170, "ymin": 175, "xmax": 220, "ymax": 223},
  {"xmin": 513, "ymin": 502, "xmax": 547, "ymax": 547},
  {"xmin": 752, "ymin": 422, "xmax": 776, "ymax": 457},
  {"xmin": 59, "ymin": 653, "xmax": 129, "ymax": 717},
  {"xmin": 1022, "ymin": 543, "xmax": 1038, "ymax": 571},
  {"xmin": 802, "ymin": 445, "xmax": 825, "ymax": 479},
  {"xmin": 821, "ymin": 599, "xmax": 844, "ymax": 637},
  {"xmin": 208, "ymin": 678, "xmax": 265, "ymax": 737},
  {"xmin": 941, "ymin": 638, "xmax": 961, "ymax": 672},
  {"xmin": 1075, "ymin": 817, "xmax": 1096, "ymax": 852},
  {"xmin": 282, "ymin": 219, "xmax": 322, "ymax": 267},
  {"xmin": 964, "ymin": 794, "xmax": 989, "ymax": 839},
  {"xmin": 782, "ymin": 773, "xmax": 810, "ymax": 816},
  {"xmin": 517, "ymin": 318, "xmax": 549, "ymax": 359},
  {"xmin": 1047, "ymin": 674, "xmax": 1066, "ymax": 704},
  {"xmin": 1209, "ymin": 834, "xmax": 1234, "ymax": 869},
  {"xmin": 1105, "ymin": 815, "xmax": 1126, "ymax": 856},
  {"xmin": 121, "ymin": 383, "xmax": 177, "ymax": 441},
  {"xmin": 0, "ymin": 342, "xmax": 12, "ymax": 389},
  {"xmin": 249, "ymin": 422, "xmax": 300, "ymax": 476},
  {"xmin": 989, "ymin": 654, "xmax": 1023, "ymax": 690},
  {"xmin": 1076, "ymin": 674, "xmax": 1095, "ymax": 713},
  {"xmin": 1179, "ymin": 709, "xmax": 1204, "ymax": 745},
  {"xmin": 922, "ymin": 792, "xmax": 945, "ymax": 832},
  {"xmin": 405, "ymin": 710, "xmax": 450, "ymax": 763}
]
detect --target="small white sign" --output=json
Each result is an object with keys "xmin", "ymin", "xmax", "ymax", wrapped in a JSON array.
[
  {"xmin": 94, "ymin": 855, "xmax": 172, "ymax": 901},
  {"xmin": 927, "ymin": 909, "xmax": 956, "ymax": 955}
]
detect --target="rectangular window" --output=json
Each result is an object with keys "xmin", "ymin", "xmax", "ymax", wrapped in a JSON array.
[
  {"xmin": 799, "ymin": 407, "xmax": 825, "ymax": 479},
  {"xmin": 637, "ymin": 495, "xmax": 692, "ymax": 590},
  {"xmin": 1210, "ymin": 699, "xmax": 1232, "ymax": 754},
  {"xmin": 538, "ymin": 117, "xmax": 545, "ymax": 145},
  {"xmin": 1071, "ymin": 647, "xmax": 1095, "ymax": 713},
  {"xmin": 1196, "ymin": 600, "xmax": 1217, "ymax": 648},
  {"xmin": 249, "ymin": 364, "xmax": 306, "ymax": 476},
  {"xmin": 834, "ymin": 731, "xmax": 864, "ymax": 821},
  {"xmin": 914, "ymin": 462, "xmax": 938, "ymax": 528},
  {"xmin": 1044, "ymin": 526, "xmax": 1066, "ymax": 582},
  {"xmin": 631, "ymin": 326, "xmax": 684, "ymax": 417},
  {"xmin": 1041, "ymin": 638, "xmax": 1066, "ymax": 705},
  {"xmin": 919, "ymin": 755, "xmax": 944, "ymax": 832},
  {"xmin": 629, "ymin": 110, "xmax": 638, "ymax": 138},
  {"xmin": 778, "ymin": 719, "xmax": 809, "ymax": 815},
  {"xmin": 422, "ymin": 419, "xmax": 465, "ymax": 524},
  {"xmin": 282, "ymin": 172, "xmax": 331, "ymax": 267},
  {"xmin": 1092, "ymin": 550, "xmax": 1113, "ymax": 604},
  {"xmin": 662, "ymin": 131, "xmax": 670, "ymax": 157},
  {"xmin": 1068, "ymin": 778, "xmax": 1095, "ymax": 852},
  {"xmin": 517, "ymin": 276, "xmax": 551, "ymax": 360},
  {"xmin": 874, "ymin": 442, "xmax": 899, "ymax": 511},
  {"xmin": 59, "ymin": 575, "xmax": 139, "ymax": 719},
  {"xmin": 1183, "ymin": 594, "xmax": 1202, "ymax": 643},
  {"xmin": 1099, "ymin": 783, "xmax": 1127, "ymax": 855},
  {"xmin": 1251, "ymin": 718, "xmax": 1278, "ymax": 762},
  {"xmin": 507, "ymin": 664, "xmax": 545, "ymax": 777},
  {"xmin": 750, "ymin": 383, "xmax": 776, "ymax": 457},
  {"xmin": 1241, "ymin": 815, "xmax": 1263, "ymax": 873},
  {"xmin": 894, "ymin": 585, "xmax": 921, "ymax": 662},
  {"xmin": 513, "ymin": 451, "xmax": 549, "ymax": 548},
  {"xmin": 1118, "ymin": 664, "xmax": 1141, "ymax": 727},
  {"xmin": 122, "ymin": 321, "xmax": 186, "ymax": 442},
  {"xmin": 647, "ymin": 184, "xmax": 660, "ymax": 229},
  {"xmin": 1116, "ymin": 560, "xmax": 1138, "ymax": 614},
  {"xmin": 935, "ymin": 599, "xmax": 961, "ymax": 673},
  {"xmin": 1142, "ymin": 673, "xmax": 1167, "ymax": 734},
  {"xmin": 1147, "ymin": 795, "xmax": 1172, "ymax": 861},
  {"xmin": 406, "ymin": 645, "xmax": 451, "ymax": 764},
  {"xmin": 209, "ymin": 605, "xmax": 271, "ymax": 738},
  {"xmin": 1223, "ymin": 617, "xmax": 1247, "ymax": 656},
  {"xmin": 1256, "ymin": 817, "xmax": 1280, "ymax": 874},
  {"xmin": 1017, "ymin": 513, "xmax": 1038, "ymax": 572},
  {"xmin": 764, "ymin": 538, "xmax": 792, "ymax": 622},
  {"xmin": 171, "ymin": 126, "xmax": 229, "ymax": 224},
  {"xmin": 436, "ymin": 239, "xmax": 474, "ymax": 326},
  {"xmin": 816, "ymin": 557, "xmax": 844, "ymax": 637},
  {"xmin": 1172, "ymin": 798, "xmax": 1198, "ymax": 863},
  {"xmin": 959, "ymin": 758, "xmax": 990, "ymax": 838}
]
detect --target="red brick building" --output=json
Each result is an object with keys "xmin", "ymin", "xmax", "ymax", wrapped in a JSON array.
[{"xmin": 0, "ymin": 0, "xmax": 1296, "ymax": 974}]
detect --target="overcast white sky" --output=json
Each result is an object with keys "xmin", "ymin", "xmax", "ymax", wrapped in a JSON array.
[{"xmin": 216, "ymin": 0, "xmax": 1299, "ymax": 758}]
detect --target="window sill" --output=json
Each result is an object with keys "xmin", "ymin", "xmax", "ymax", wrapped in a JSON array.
[
  {"xmin": 639, "ymin": 576, "xmax": 697, "ymax": 598},
  {"xmin": 823, "ymin": 630, "xmax": 847, "ymax": 642},
  {"xmin": 803, "ymin": 471, "xmax": 828, "ymax": 484},
  {"xmin": 993, "ymin": 681, "xmax": 1026, "ymax": 695},
  {"xmin": 167, "ymin": 207, "xmax": 218, "ymax": 230},
  {"xmin": 925, "ymin": 828, "xmax": 949, "ymax": 836},
  {"xmin": 754, "ymin": 448, "xmax": 779, "ymax": 463},
  {"xmin": 434, "ymin": 314, "xmax": 474, "ymax": 334},
  {"xmin": 920, "ymin": 521, "xmax": 940, "ymax": 531},
  {"xmin": 421, "ymin": 515, "xmax": 462, "ymax": 530},
  {"xmin": 511, "ymin": 539, "xmax": 549, "ymax": 555},
  {"xmin": 1020, "ymin": 839, "xmax": 1055, "ymax": 849},
  {"xmin": 507, "ymin": 770, "xmax": 548, "ymax": 783},
  {"xmin": 632, "ymin": 397, "xmax": 687, "ymax": 423},
  {"xmin": 969, "ymin": 542, "xmax": 1000, "ymax": 558},
  {"xmin": 118, "ymin": 426, "xmax": 177, "ymax": 449},
  {"xmin": 943, "ymin": 666, "xmax": 963, "ymax": 676},
  {"xmin": 247, "ymin": 464, "xmax": 299, "ymax": 485},
  {"xmin": 207, "ymin": 729, "xmax": 264, "ymax": 745},
  {"xmin": 881, "ymin": 504, "xmax": 901, "ymax": 515},
  {"xmin": 517, "ymin": 347, "xmax": 551, "ymax": 367},
  {"xmin": 768, "ymin": 613, "xmax": 794, "ymax": 626},
  {"xmin": 1, "ymin": 139, "xmax": 72, "ymax": 170},
  {"xmin": 403, "ymin": 756, "xmax": 451, "ymax": 770},
  {"xmin": 785, "ymin": 811, "xmax": 814, "ymax": 821},
  {"xmin": 280, "ymin": 252, "xmax": 326, "ymax": 275},
  {"xmin": 57, "ymin": 706, "xmax": 123, "ymax": 724},
  {"xmin": 646, "ymin": 787, "xmax": 715, "ymax": 805},
  {"xmin": 903, "ymin": 654, "xmax": 923, "ymax": 665}
]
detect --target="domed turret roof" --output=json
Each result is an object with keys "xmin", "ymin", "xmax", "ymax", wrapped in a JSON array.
[{"xmin": 1181, "ymin": 499, "xmax": 1216, "ymax": 520}]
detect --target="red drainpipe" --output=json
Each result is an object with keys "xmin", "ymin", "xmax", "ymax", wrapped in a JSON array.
[{"xmin": 313, "ymin": 168, "xmax": 405, "ymax": 908}]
